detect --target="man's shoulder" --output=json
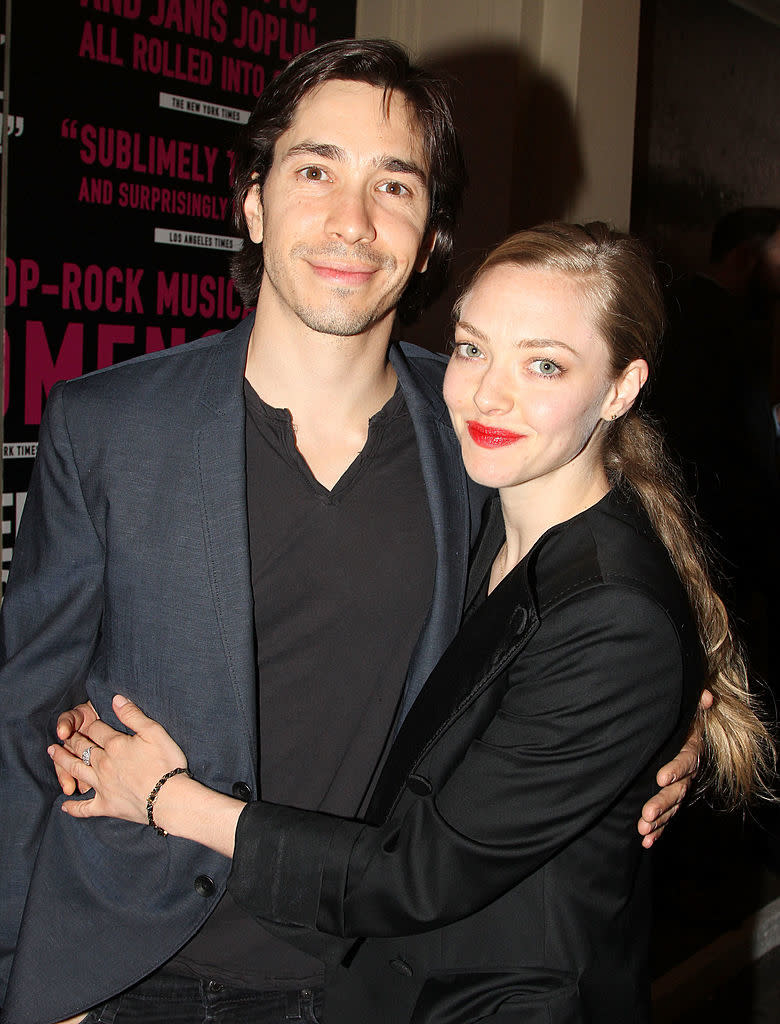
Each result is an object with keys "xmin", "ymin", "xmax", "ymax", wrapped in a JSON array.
[
  {"xmin": 397, "ymin": 340, "xmax": 448, "ymax": 373},
  {"xmin": 55, "ymin": 316, "xmax": 252, "ymax": 413},
  {"xmin": 398, "ymin": 339, "xmax": 448, "ymax": 360},
  {"xmin": 392, "ymin": 340, "xmax": 448, "ymax": 406},
  {"xmin": 73, "ymin": 316, "xmax": 250, "ymax": 385}
]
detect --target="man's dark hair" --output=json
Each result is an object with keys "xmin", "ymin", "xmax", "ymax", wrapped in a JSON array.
[
  {"xmin": 230, "ymin": 38, "xmax": 466, "ymax": 323},
  {"xmin": 710, "ymin": 206, "xmax": 780, "ymax": 263}
]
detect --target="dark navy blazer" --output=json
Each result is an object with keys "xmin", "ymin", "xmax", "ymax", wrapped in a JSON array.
[{"xmin": 0, "ymin": 315, "xmax": 481, "ymax": 1024}]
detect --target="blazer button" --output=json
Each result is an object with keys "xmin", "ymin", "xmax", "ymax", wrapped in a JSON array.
[
  {"xmin": 389, "ymin": 957, "xmax": 414, "ymax": 977},
  {"xmin": 194, "ymin": 875, "xmax": 215, "ymax": 898},
  {"xmin": 232, "ymin": 781, "xmax": 252, "ymax": 801},
  {"xmin": 511, "ymin": 607, "xmax": 528, "ymax": 631},
  {"xmin": 406, "ymin": 774, "xmax": 432, "ymax": 797}
]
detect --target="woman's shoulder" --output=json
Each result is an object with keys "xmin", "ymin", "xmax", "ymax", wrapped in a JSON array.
[
  {"xmin": 520, "ymin": 491, "xmax": 702, "ymax": 719},
  {"xmin": 530, "ymin": 490, "xmax": 689, "ymax": 623}
]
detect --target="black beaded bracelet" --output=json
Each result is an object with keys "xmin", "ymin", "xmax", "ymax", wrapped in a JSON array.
[{"xmin": 146, "ymin": 767, "xmax": 192, "ymax": 836}]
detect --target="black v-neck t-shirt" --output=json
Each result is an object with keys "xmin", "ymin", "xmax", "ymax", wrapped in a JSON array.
[{"xmin": 169, "ymin": 378, "xmax": 436, "ymax": 988}]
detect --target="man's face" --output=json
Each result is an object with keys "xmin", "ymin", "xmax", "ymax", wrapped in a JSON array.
[{"xmin": 245, "ymin": 79, "xmax": 434, "ymax": 338}]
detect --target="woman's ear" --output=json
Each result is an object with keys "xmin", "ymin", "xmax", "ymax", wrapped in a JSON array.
[
  {"xmin": 243, "ymin": 180, "xmax": 264, "ymax": 244},
  {"xmin": 601, "ymin": 358, "xmax": 649, "ymax": 422}
]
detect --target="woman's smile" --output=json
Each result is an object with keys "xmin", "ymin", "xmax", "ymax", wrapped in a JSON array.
[{"xmin": 466, "ymin": 421, "xmax": 525, "ymax": 448}]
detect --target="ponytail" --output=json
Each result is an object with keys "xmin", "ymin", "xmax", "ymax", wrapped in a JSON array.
[{"xmin": 605, "ymin": 412, "xmax": 775, "ymax": 807}]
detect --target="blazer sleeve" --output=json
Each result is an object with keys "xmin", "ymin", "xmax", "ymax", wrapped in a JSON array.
[
  {"xmin": 0, "ymin": 382, "xmax": 105, "ymax": 999},
  {"xmin": 228, "ymin": 584, "xmax": 687, "ymax": 938}
]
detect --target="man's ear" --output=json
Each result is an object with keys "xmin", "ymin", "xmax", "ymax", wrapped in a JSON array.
[
  {"xmin": 415, "ymin": 230, "xmax": 437, "ymax": 273},
  {"xmin": 243, "ymin": 181, "xmax": 263, "ymax": 244},
  {"xmin": 601, "ymin": 358, "xmax": 649, "ymax": 422}
]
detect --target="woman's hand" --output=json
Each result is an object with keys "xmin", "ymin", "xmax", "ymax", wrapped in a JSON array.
[
  {"xmin": 54, "ymin": 700, "xmax": 100, "ymax": 795},
  {"xmin": 49, "ymin": 694, "xmax": 243, "ymax": 856},
  {"xmin": 48, "ymin": 695, "xmax": 187, "ymax": 827}
]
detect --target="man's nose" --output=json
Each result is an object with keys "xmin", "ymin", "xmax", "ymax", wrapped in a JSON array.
[{"xmin": 325, "ymin": 187, "xmax": 377, "ymax": 245}]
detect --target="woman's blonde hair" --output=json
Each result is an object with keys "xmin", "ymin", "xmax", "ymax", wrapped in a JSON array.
[{"xmin": 458, "ymin": 221, "xmax": 775, "ymax": 806}]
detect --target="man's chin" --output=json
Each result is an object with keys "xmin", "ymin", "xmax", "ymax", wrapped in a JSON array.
[{"xmin": 297, "ymin": 302, "xmax": 395, "ymax": 338}]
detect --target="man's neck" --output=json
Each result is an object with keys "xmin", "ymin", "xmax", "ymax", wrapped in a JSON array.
[{"xmin": 244, "ymin": 297, "xmax": 399, "ymax": 490}]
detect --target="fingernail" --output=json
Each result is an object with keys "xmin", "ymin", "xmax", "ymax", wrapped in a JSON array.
[{"xmin": 114, "ymin": 694, "xmax": 128, "ymax": 707}]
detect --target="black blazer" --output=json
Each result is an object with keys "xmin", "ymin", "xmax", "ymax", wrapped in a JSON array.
[{"xmin": 229, "ymin": 490, "xmax": 702, "ymax": 1024}]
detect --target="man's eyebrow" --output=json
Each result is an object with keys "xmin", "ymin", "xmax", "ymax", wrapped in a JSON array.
[
  {"xmin": 381, "ymin": 157, "xmax": 428, "ymax": 184},
  {"xmin": 282, "ymin": 142, "xmax": 427, "ymax": 184},
  {"xmin": 284, "ymin": 142, "xmax": 344, "ymax": 162}
]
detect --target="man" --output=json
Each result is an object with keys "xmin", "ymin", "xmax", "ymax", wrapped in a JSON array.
[{"xmin": 0, "ymin": 39, "xmax": 693, "ymax": 1024}]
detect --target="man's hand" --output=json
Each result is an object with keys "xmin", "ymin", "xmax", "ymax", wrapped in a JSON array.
[
  {"xmin": 54, "ymin": 700, "xmax": 100, "ymax": 795},
  {"xmin": 637, "ymin": 689, "xmax": 713, "ymax": 848}
]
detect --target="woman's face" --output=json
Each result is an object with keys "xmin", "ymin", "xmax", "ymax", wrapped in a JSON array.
[{"xmin": 443, "ymin": 264, "xmax": 645, "ymax": 499}]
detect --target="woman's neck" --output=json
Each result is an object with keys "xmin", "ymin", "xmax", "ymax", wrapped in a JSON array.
[{"xmin": 494, "ymin": 467, "xmax": 610, "ymax": 586}]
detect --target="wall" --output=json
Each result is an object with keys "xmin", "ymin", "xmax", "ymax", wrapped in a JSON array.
[
  {"xmin": 356, "ymin": 0, "xmax": 641, "ymax": 348},
  {"xmin": 632, "ymin": 0, "xmax": 780, "ymax": 274}
]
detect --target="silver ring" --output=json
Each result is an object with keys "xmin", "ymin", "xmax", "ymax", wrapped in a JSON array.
[{"xmin": 81, "ymin": 745, "xmax": 94, "ymax": 767}]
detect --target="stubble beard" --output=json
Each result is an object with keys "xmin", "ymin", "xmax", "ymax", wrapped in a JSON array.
[
  {"xmin": 266, "ymin": 243, "xmax": 407, "ymax": 338},
  {"xmin": 293, "ymin": 288, "xmax": 400, "ymax": 337}
]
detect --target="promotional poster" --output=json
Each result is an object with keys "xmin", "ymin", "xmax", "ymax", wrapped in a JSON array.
[{"xmin": 1, "ymin": 0, "xmax": 357, "ymax": 582}]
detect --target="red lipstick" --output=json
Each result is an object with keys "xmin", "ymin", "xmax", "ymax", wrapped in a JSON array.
[{"xmin": 466, "ymin": 421, "xmax": 523, "ymax": 448}]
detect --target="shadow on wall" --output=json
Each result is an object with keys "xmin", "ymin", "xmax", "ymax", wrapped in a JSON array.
[{"xmin": 399, "ymin": 43, "xmax": 583, "ymax": 352}]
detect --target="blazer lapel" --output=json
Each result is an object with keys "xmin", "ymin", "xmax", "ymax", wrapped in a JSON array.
[
  {"xmin": 465, "ymin": 494, "xmax": 506, "ymax": 610},
  {"xmin": 367, "ymin": 501, "xmax": 540, "ymax": 821},
  {"xmin": 193, "ymin": 315, "xmax": 258, "ymax": 771},
  {"xmin": 390, "ymin": 344, "xmax": 474, "ymax": 724}
]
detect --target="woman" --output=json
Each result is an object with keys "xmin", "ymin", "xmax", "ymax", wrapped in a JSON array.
[{"xmin": 51, "ymin": 224, "xmax": 773, "ymax": 1024}]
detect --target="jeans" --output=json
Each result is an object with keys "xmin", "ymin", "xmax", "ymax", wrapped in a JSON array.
[{"xmin": 81, "ymin": 972, "xmax": 324, "ymax": 1024}]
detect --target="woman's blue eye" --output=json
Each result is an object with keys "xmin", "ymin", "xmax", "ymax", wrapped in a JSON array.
[
  {"xmin": 455, "ymin": 343, "xmax": 482, "ymax": 358},
  {"xmin": 530, "ymin": 358, "xmax": 561, "ymax": 376}
]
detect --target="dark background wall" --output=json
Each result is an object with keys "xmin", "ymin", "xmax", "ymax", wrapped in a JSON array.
[
  {"xmin": 402, "ymin": 42, "xmax": 583, "ymax": 352},
  {"xmin": 632, "ymin": 0, "xmax": 779, "ymax": 274}
]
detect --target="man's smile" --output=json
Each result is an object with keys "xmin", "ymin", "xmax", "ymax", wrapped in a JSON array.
[{"xmin": 307, "ymin": 260, "xmax": 379, "ymax": 287}]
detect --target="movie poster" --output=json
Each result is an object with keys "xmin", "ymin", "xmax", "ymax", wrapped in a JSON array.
[{"xmin": 1, "ymin": 0, "xmax": 357, "ymax": 582}]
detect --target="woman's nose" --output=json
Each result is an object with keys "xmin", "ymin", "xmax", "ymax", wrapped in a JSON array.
[{"xmin": 473, "ymin": 367, "xmax": 514, "ymax": 415}]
